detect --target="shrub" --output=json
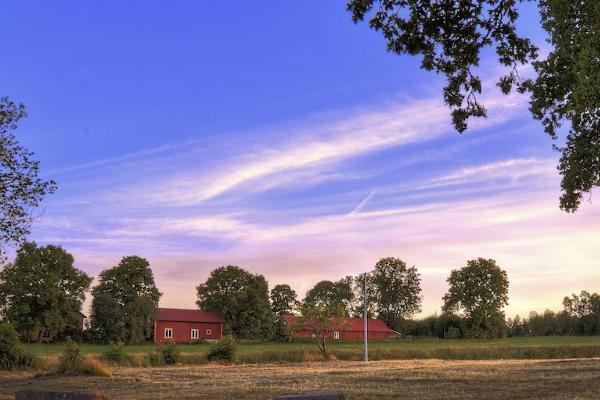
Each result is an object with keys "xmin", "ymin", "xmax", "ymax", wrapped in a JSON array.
[
  {"xmin": 207, "ymin": 336, "xmax": 238, "ymax": 362},
  {"xmin": 0, "ymin": 323, "xmax": 35, "ymax": 369},
  {"xmin": 101, "ymin": 343, "xmax": 129, "ymax": 363},
  {"xmin": 57, "ymin": 343, "xmax": 110, "ymax": 376},
  {"xmin": 156, "ymin": 342, "xmax": 180, "ymax": 365},
  {"xmin": 446, "ymin": 326, "xmax": 462, "ymax": 339}
]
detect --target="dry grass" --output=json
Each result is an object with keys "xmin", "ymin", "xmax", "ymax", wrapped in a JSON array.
[{"xmin": 2, "ymin": 358, "xmax": 600, "ymax": 399}]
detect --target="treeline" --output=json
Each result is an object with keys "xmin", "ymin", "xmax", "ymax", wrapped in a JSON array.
[
  {"xmin": 0, "ymin": 242, "xmax": 162, "ymax": 344},
  {"xmin": 508, "ymin": 291, "xmax": 600, "ymax": 337},
  {"xmin": 1, "ymin": 242, "xmax": 598, "ymax": 343},
  {"xmin": 398, "ymin": 292, "xmax": 600, "ymax": 339}
]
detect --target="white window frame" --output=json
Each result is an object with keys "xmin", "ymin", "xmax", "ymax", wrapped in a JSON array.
[
  {"xmin": 164, "ymin": 328, "xmax": 173, "ymax": 339},
  {"xmin": 205, "ymin": 329, "xmax": 212, "ymax": 336},
  {"xmin": 333, "ymin": 331, "xmax": 340, "ymax": 340},
  {"xmin": 191, "ymin": 329, "xmax": 199, "ymax": 339}
]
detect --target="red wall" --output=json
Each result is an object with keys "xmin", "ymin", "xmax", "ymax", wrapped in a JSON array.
[
  {"xmin": 293, "ymin": 328, "xmax": 395, "ymax": 340},
  {"xmin": 154, "ymin": 320, "xmax": 222, "ymax": 343}
]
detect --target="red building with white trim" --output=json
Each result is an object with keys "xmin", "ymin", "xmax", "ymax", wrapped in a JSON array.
[
  {"xmin": 281, "ymin": 314, "xmax": 398, "ymax": 340},
  {"xmin": 154, "ymin": 308, "xmax": 223, "ymax": 343}
]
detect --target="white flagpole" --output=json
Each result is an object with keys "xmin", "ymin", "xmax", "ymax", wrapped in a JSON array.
[{"xmin": 364, "ymin": 274, "xmax": 368, "ymax": 362}]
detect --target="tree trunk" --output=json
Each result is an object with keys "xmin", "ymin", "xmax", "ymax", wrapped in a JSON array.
[{"xmin": 318, "ymin": 335, "xmax": 327, "ymax": 355}]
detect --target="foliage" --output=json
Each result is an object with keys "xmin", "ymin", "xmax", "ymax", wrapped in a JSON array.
[
  {"xmin": 0, "ymin": 242, "xmax": 92, "ymax": 341},
  {"xmin": 563, "ymin": 290, "xmax": 600, "ymax": 318},
  {"xmin": 270, "ymin": 284, "xmax": 298, "ymax": 316},
  {"xmin": 57, "ymin": 342, "xmax": 85, "ymax": 371},
  {"xmin": 506, "ymin": 315, "xmax": 527, "ymax": 337},
  {"xmin": 303, "ymin": 276, "xmax": 354, "ymax": 316},
  {"xmin": 197, "ymin": 265, "xmax": 273, "ymax": 339},
  {"xmin": 527, "ymin": 0, "xmax": 600, "ymax": 211},
  {"xmin": 89, "ymin": 293, "xmax": 126, "ymax": 343},
  {"xmin": 0, "ymin": 322, "xmax": 35, "ymax": 369},
  {"xmin": 399, "ymin": 313, "xmax": 465, "ymax": 339},
  {"xmin": 295, "ymin": 303, "xmax": 347, "ymax": 356},
  {"xmin": 508, "ymin": 291, "xmax": 600, "ymax": 336},
  {"xmin": 351, "ymin": 272, "xmax": 378, "ymax": 318},
  {"xmin": 347, "ymin": 1, "xmax": 600, "ymax": 212},
  {"xmin": 347, "ymin": 0, "xmax": 537, "ymax": 133},
  {"xmin": 371, "ymin": 257, "xmax": 422, "ymax": 328},
  {"xmin": 155, "ymin": 342, "xmax": 180, "ymax": 365},
  {"xmin": 90, "ymin": 256, "xmax": 161, "ymax": 344},
  {"xmin": 0, "ymin": 97, "xmax": 56, "ymax": 255},
  {"xmin": 272, "ymin": 317, "xmax": 292, "ymax": 342},
  {"xmin": 207, "ymin": 336, "xmax": 238, "ymax": 362},
  {"xmin": 443, "ymin": 258, "xmax": 508, "ymax": 338},
  {"xmin": 101, "ymin": 342, "xmax": 129, "ymax": 363},
  {"xmin": 57, "ymin": 342, "xmax": 111, "ymax": 376}
]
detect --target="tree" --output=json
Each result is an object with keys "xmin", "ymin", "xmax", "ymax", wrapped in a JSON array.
[
  {"xmin": 294, "ymin": 303, "xmax": 347, "ymax": 356},
  {"xmin": 442, "ymin": 258, "xmax": 509, "ymax": 338},
  {"xmin": 528, "ymin": 1, "xmax": 600, "ymax": 211},
  {"xmin": 351, "ymin": 272, "xmax": 378, "ymax": 318},
  {"xmin": 303, "ymin": 276, "xmax": 354, "ymax": 316},
  {"xmin": 347, "ymin": 1, "xmax": 600, "ymax": 212},
  {"xmin": 90, "ymin": 256, "xmax": 161, "ymax": 344},
  {"xmin": 197, "ymin": 265, "xmax": 273, "ymax": 339},
  {"xmin": 89, "ymin": 293, "xmax": 126, "ymax": 344},
  {"xmin": 270, "ymin": 284, "xmax": 298, "ymax": 342},
  {"xmin": 507, "ymin": 314, "xmax": 526, "ymax": 337},
  {"xmin": 0, "ymin": 322, "xmax": 34, "ymax": 369},
  {"xmin": 371, "ymin": 257, "xmax": 422, "ymax": 328},
  {"xmin": 0, "ymin": 98, "xmax": 56, "ymax": 255},
  {"xmin": 0, "ymin": 242, "xmax": 91, "ymax": 341},
  {"xmin": 563, "ymin": 291, "xmax": 600, "ymax": 335},
  {"xmin": 270, "ymin": 284, "xmax": 298, "ymax": 316}
]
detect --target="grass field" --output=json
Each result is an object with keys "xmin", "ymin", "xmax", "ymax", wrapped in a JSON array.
[
  {"xmin": 23, "ymin": 336, "xmax": 600, "ymax": 363},
  {"xmin": 2, "ymin": 358, "xmax": 600, "ymax": 399}
]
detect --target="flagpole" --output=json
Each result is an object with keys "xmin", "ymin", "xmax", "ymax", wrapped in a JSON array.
[{"xmin": 364, "ymin": 274, "xmax": 368, "ymax": 362}]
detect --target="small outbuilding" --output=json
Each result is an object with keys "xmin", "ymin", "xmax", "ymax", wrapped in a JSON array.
[
  {"xmin": 154, "ymin": 308, "xmax": 223, "ymax": 343},
  {"xmin": 281, "ymin": 314, "xmax": 398, "ymax": 341}
]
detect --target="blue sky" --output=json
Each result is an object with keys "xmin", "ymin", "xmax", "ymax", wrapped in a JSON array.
[{"xmin": 2, "ymin": 1, "xmax": 599, "ymax": 317}]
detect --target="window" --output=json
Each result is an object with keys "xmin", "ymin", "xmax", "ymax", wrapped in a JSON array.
[
  {"xmin": 333, "ymin": 331, "xmax": 340, "ymax": 340},
  {"xmin": 164, "ymin": 328, "xmax": 173, "ymax": 339},
  {"xmin": 191, "ymin": 329, "xmax": 199, "ymax": 339},
  {"xmin": 206, "ymin": 329, "xmax": 212, "ymax": 336}
]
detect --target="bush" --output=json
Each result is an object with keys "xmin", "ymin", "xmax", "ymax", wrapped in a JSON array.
[
  {"xmin": 0, "ymin": 323, "xmax": 35, "ymax": 369},
  {"xmin": 57, "ymin": 343, "xmax": 110, "ymax": 376},
  {"xmin": 156, "ymin": 342, "xmax": 180, "ymax": 365},
  {"xmin": 101, "ymin": 342, "xmax": 129, "ymax": 363},
  {"xmin": 207, "ymin": 336, "xmax": 238, "ymax": 362}
]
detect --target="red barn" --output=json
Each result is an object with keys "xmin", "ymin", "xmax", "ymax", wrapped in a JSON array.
[
  {"xmin": 281, "ymin": 314, "xmax": 398, "ymax": 341},
  {"xmin": 154, "ymin": 308, "xmax": 223, "ymax": 343}
]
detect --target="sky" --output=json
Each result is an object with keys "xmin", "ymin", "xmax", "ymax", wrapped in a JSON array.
[{"xmin": 1, "ymin": 1, "xmax": 599, "ymax": 318}]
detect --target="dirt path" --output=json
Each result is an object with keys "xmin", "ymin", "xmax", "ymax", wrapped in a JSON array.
[{"xmin": 2, "ymin": 359, "xmax": 600, "ymax": 400}]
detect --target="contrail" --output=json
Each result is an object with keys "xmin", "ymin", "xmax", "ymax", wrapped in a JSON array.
[{"xmin": 349, "ymin": 189, "xmax": 375, "ymax": 216}]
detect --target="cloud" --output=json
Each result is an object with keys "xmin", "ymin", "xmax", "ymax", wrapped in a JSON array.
[
  {"xmin": 31, "ymin": 80, "xmax": 594, "ymax": 319},
  {"xmin": 421, "ymin": 158, "xmax": 556, "ymax": 189},
  {"xmin": 349, "ymin": 189, "xmax": 376, "ymax": 215},
  {"xmin": 90, "ymin": 89, "xmax": 527, "ymax": 207}
]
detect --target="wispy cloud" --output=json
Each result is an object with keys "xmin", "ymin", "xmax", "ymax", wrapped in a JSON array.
[
  {"xmin": 91, "ymin": 89, "xmax": 527, "ymax": 207},
  {"xmin": 30, "ymin": 82, "xmax": 596, "ymax": 319},
  {"xmin": 349, "ymin": 189, "xmax": 375, "ymax": 215},
  {"xmin": 422, "ymin": 158, "xmax": 556, "ymax": 189}
]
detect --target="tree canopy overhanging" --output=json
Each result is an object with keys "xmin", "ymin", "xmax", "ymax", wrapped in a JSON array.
[
  {"xmin": 347, "ymin": 0, "xmax": 600, "ymax": 212},
  {"xmin": 0, "ymin": 98, "xmax": 56, "ymax": 254}
]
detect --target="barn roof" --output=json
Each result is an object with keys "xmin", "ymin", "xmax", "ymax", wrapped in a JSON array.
[
  {"xmin": 155, "ymin": 308, "xmax": 223, "ymax": 323},
  {"xmin": 281, "ymin": 314, "xmax": 394, "ymax": 333}
]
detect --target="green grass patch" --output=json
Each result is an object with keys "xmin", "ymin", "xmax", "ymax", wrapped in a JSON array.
[{"xmin": 22, "ymin": 336, "xmax": 600, "ymax": 366}]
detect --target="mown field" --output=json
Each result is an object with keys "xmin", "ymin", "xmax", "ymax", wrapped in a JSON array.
[
  {"xmin": 2, "ymin": 359, "xmax": 600, "ymax": 399},
  {"xmin": 23, "ymin": 336, "xmax": 600, "ymax": 363}
]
